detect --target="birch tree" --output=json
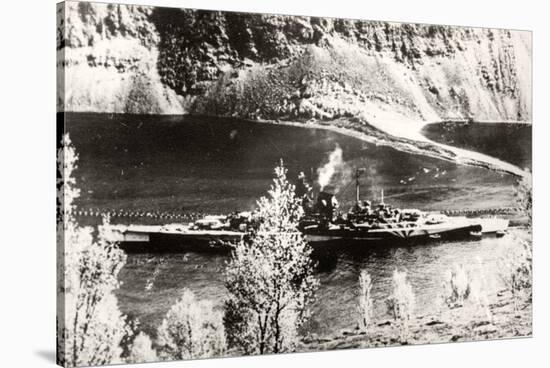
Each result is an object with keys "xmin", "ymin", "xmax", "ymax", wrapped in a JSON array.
[
  {"xmin": 224, "ymin": 161, "xmax": 318, "ymax": 354},
  {"xmin": 156, "ymin": 289, "xmax": 226, "ymax": 360},
  {"xmin": 386, "ymin": 269, "xmax": 416, "ymax": 342},
  {"xmin": 358, "ymin": 270, "xmax": 374, "ymax": 333},
  {"xmin": 57, "ymin": 134, "xmax": 132, "ymax": 367}
]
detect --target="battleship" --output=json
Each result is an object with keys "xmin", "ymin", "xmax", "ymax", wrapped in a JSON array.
[
  {"xmin": 297, "ymin": 168, "xmax": 508, "ymax": 243},
  {"xmin": 107, "ymin": 168, "xmax": 509, "ymax": 251},
  {"xmin": 299, "ymin": 191, "xmax": 507, "ymax": 243}
]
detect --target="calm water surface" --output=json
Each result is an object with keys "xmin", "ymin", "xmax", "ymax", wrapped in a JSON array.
[
  {"xmin": 117, "ymin": 231, "xmax": 524, "ymax": 337},
  {"xmin": 422, "ymin": 122, "xmax": 532, "ymax": 170},
  {"xmin": 63, "ymin": 113, "xmax": 530, "ymax": 338},
  {"xmin": 66, "ymin": 114, "xmax": 518, "ymax": 213}
]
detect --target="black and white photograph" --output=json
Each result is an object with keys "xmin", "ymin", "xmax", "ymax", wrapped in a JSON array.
[{"xmin": 56, "ymin": 1, "xmax": 532, "ymax": 366}]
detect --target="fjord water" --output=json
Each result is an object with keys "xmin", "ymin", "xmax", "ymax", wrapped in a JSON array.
[
  {"xmin": 66, "ymin": 113, "xmax": 519, "ymax": 213},
  {"xmin": 65, "ymin": 113, "xmax": 529, "ymax": 338},
  {"xmin": 422, "ymin": 122, "xmax": 532, "ymax": 170}
]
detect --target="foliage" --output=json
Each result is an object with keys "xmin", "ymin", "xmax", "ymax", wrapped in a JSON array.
[
  {"xmin": 498, "ymin": 238, "xmax": 533, "ymax": 313},
  {"xmin": 516, "ymin": 173, "xmax": 532, "ymax": 226},
  {"xmin": 358, "ymin": 270, "xmax": 374, "ymax": 333},
  {"xmin": 442, "ymin": 264, "xmax": 472, "ymax": 309},
  {"xmin": 156, "ymin": 289, "xmax": 226, "ymax": 360},
  {"xmin": 151, "ymin": 8, "xmax": 230, "ymax": 94},
  {"xmin": 191, "ymin": 49, "xmax": 326, "ymax": 121},
  {"xmin": 124, "ymin": 73, "xmax": 162, "ymax": 114},
  {"xmin": 127, "ymin": 332, "xmax": 158, "ymax": 364},
  {"xmin": 439, "ymin": 262, "xmax": 493, "ymax": 335},
  {"xmin": 57, "ymin": 134, "xmax": 132, "ymax": 367},
  {"xmin": 386, "ymin": 269, "xmax": 415, "ymax": 342},
  {"xmin": 193, "ymin": 66, "xmax": 297, "ymax": 120},
  {"xmin": 224, "ymin": 161, "xmax": 318, "ymax": 354}
]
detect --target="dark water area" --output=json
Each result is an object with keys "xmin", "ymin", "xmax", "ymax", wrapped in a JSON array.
[
  {"xmin": 65, "ymin": 113, "xmax": 518, "ymax": 215},
  {"xmin": 422, "ymin": 122, "xmax": 532, "ymax": 170},
  {"xmin": 117, "ymin": 230, "xmax": 526, "ymax": 338},
  {"xmin": 62, "ymin": 113, "xmax": 530, "ymax": 339}
]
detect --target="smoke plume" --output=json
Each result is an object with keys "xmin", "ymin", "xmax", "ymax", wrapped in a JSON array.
[{"xmin": 317, "ymin": 145, "xmax": 346, "ymax": 191}]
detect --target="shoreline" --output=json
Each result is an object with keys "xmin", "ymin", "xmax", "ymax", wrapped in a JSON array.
[
  {"xmin": 300, "ymin": 292, "xmax": 531, "ymax": 352},
  {"xmin": 247, "ymin": 116, "xmax": 530, "ymax": 178},
  {"xmin": 63, "ymin": 110, "xmax": 530, "ymax": 177}
]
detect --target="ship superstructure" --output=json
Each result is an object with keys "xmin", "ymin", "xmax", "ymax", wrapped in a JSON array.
[
  {"xmin": 298, "ymin": 168, "xmax": 508, "ymax": 243},
  {"xmin": 107, "ymin": 168, "xmax": 509, "ymax": 250}
]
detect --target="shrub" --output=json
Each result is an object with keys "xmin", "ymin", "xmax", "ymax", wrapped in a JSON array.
[
  {"xmin": 440, "ymin": 262, "xmax": 493, "ymax": 333},
  {"xmin": 124, "ymin": 73, "xmax": 162, "ymax": 114},
  {"xmin": 358, "ymin": 270, "xmax": 374, "ymax": 333},
  {"xmin": 386, "ymin": 269, "xmax": 415, "ymax": 342},
  {"xmin": 127, "ymin": 332, "xmax": 158, "ymax": 364},
  {"xmin": 442, "ymin": 264, "xmax": 472, "ymax": 309},
  {"xmin": 498, "ymin": 238, "xmax": 532, "ymax": 313},
  {"xmin": 224, "ymin": 161, "xmax": 318, "ymax": 354},
  {"xmin": 515, "ymin": 173, "xmax": 532, "ymax": 226},
  {"xmin": 57, "ymin": 134, "xmax": 132, "ymax": 367},
  {"xmin": 156, "ymin": 289, "xmax": 226, "ymax": 360}
]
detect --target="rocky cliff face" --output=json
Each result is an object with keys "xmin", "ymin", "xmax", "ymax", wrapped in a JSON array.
[
  {"xmin": 57, "ymin": 2, "xmax": 182, "ymax": 114},
  {"xmin": 57, "ymin": 2, "xmax": 531, "ymax": 123}
]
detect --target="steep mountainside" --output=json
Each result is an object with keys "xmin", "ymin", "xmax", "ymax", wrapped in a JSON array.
[
  {"xmin": 57, "ymin": 2, "xmax": 531, "ymax": 125},
  {"xmin": 57, "ymin": 2, "xmax": 182, "ymax": 114}
]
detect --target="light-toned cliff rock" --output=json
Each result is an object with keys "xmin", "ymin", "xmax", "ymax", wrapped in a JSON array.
[
  {"xmin": 57, "ymin": 2, "xmax": 531, "ymax": 124},
  {"xmin": 57, "ymin": 2, "xmax": 183, "ymax": 114}
]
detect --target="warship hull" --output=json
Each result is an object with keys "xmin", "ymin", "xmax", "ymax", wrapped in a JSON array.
[
  {"xmin": 304, "ymin": 224, "xmax": 482, "ymax": 243},
  {"xmin": 304, "ymin": 217, "xmax": 508, "ymax": 243},
  {"xmin": 109, "ymin": 217, "xmax": 508, "ymax": 253}
]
